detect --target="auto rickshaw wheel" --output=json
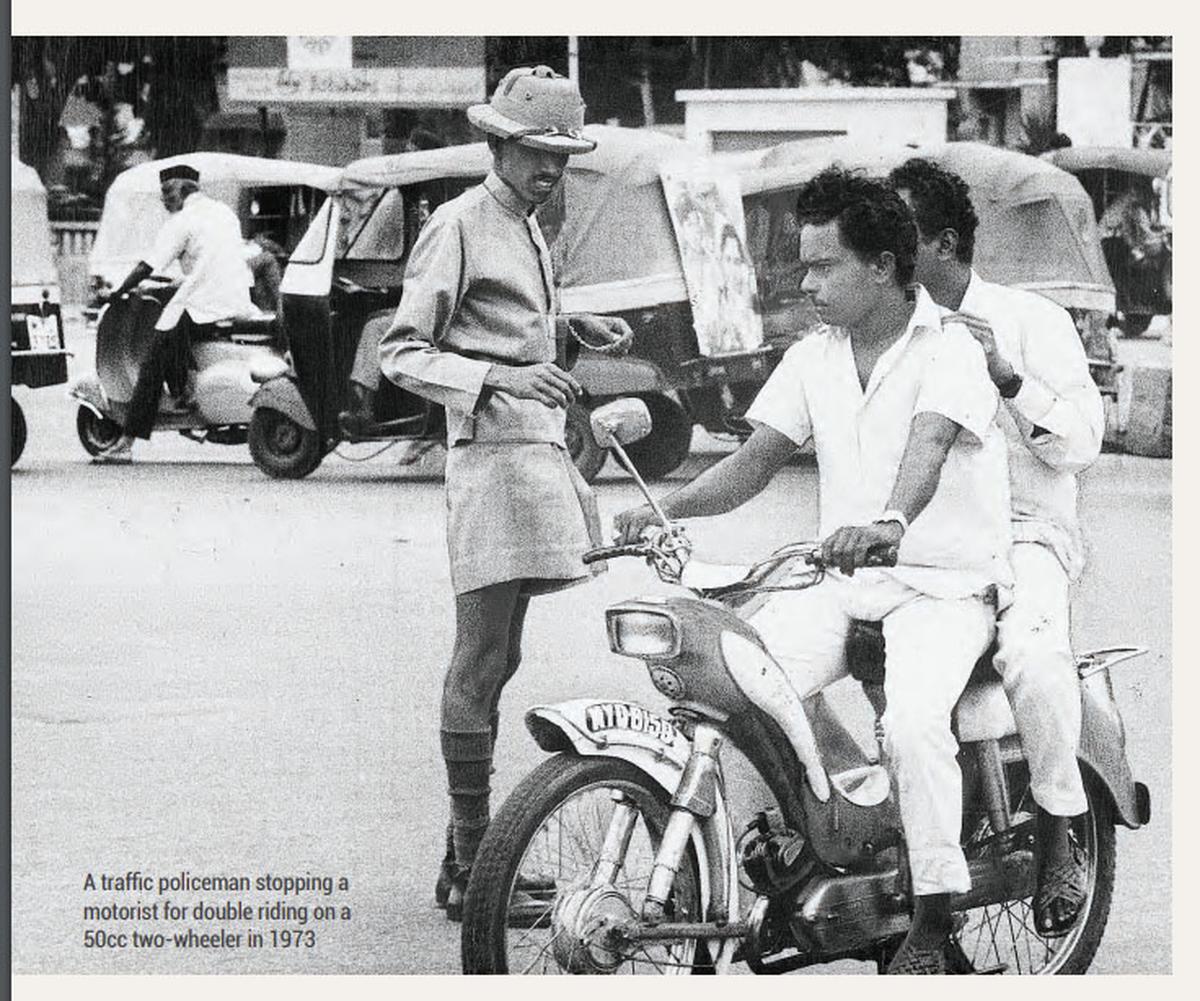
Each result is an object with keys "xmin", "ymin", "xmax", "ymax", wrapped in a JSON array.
[
  {"xmin": 12, "ymin": 398, "xmax": 27, "ymax": 466},
  {"xmin": 565, "ymin": 402, "xmax": 606, "ymax": 483},
  {"xmin": 76, "ymin": 406, "xmax": 123, "ymax": 457},
  {"xmin": 621, "ymin": 394, "xmax": 693, "ymax": 480},
  {"xmin": 248, "ymin": 407, "xmax": 323, "ymax": 479}
]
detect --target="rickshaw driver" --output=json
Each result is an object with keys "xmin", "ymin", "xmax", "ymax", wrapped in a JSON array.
[
  {"xmin": 94, "ymin": 163, "xmax": 255, "ymax": 463},
  {"xmin": 889, "ymin": 158, "xmax": 1105, "ymax": 939},
  {"xmin": 377, "ymin": 66, "xmax": 631, "ymax": 921},
  {"xmin": 616, "ymin": 169, "xmax": 1013, "ymax": 974}
]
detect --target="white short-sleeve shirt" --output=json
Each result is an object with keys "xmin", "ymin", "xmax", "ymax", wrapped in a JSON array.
[
  {"xmin": 746, "ymin": 287, "xmax": 1012, "ymax": 599},
  {"xmin": 145, "ymin": 192, "xmax": 254, "ymax": 331}
]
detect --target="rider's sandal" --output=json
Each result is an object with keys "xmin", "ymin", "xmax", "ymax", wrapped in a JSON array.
[
  {"xmin": 885, "ymin": 937, "xmax": 949, "ymax": 975},
  {"xmin": 1033, "ymin": 845, "xmax": 1088, "ymax": 938}
]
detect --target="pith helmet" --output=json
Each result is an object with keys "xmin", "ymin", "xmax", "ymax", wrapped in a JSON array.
[{"xmin": 468, "ymin": 66, "xmax": 597, "ymax": 155}]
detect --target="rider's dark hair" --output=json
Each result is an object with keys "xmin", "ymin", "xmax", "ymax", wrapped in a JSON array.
[
  {"xmin": 794, "ymin": 167, "xmax": 916, "ymax": 286},
  {"xmin": 887, "ymin": 158, "xmax": 978, "ymax": 265}
]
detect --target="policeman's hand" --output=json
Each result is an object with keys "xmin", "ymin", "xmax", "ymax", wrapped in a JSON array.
[
  {"xmin": 944, "ymin": 310, "xmax": 1015, "ymax": 387},
  {"xmin": 613, "ymin": 504, "xmax": 660, "ymax": 546},
  {"xmin": 569, "ymin": 314, "xmax": 635, "ymax": 356},
  {"xmin": 485, "ymin": 362, "xmax": 581, "ymax": 409},
  {"xmin": 820, "ymin": 522, "xmax": 903, "ymax": 577}
]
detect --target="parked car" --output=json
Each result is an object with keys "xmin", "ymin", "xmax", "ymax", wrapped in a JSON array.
[{"xmin": 10, "ymin": 157, "xmax": 70, "ymax": 465}]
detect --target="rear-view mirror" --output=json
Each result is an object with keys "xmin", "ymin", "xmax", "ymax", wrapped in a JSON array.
[{"xmin": 590, "ymin": 398, "xmax": 652, "ymax": 449}]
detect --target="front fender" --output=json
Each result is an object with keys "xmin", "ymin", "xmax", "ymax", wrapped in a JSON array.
[
  {"xmin": 250, "ymin": 376, "xmax": 316, "ymax": 431},
  {"xmin": 1078, "ymin": 672, "xmax": 1150, "ymax": 828},
  {"xmin": 68, "ymin": 373, "xmax": 109, "ymax": 417},
  {"xmin": 573, "ymin": 355, "xmax": 670, "ymax": 397},
  {"xmin": 525, "ymin": 698, "xmax": 740, "ymax": 967}
]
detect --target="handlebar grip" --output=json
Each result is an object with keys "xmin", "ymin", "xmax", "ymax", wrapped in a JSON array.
[
  {"xmin": 863, "ymin": 544, "xmax": 899, "ymax": 568},
  {"xmin": 582, "ymin": 544, "xmax": 650, "ymax": 565}
]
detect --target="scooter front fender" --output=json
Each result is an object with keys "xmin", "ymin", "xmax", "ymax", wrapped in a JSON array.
[
  {"xmin": 1078, "ymin": 671, "xmax": 1151, "ymax": 828},
  {"xmin": 525, "ymin": 698, "xmax": 740, "ymax": 967},
  {"xmin": 249, "ymin": 376, "xmax": 316, "ymax": 431},
  {"xmin": 68, "ymin": 373, "xmax": 109, "ymax": 418}
]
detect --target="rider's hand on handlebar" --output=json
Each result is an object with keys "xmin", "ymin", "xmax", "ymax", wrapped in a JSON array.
[
  {"xmin": 820, "ymin": 521, "xmax": 903, "ymax": 577},
  {"xmin": 484, "ymin": 362, "xmax": 581, "ymax": 409},
  {"xmin": 568, "ymin": 314, "xmax": 635, "ymax": 356},
  {"xmin": 613, "ymin": 504, "xmax": 660, "ymax": 546}
]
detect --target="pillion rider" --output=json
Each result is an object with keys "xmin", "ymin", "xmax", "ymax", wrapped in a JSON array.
[
  {"xmin": 615, "ymin": 168, "xmax": 1013, "ymax": 974},
  {"xmin": 889, "ymin": 157, "xmax": 1105, "ymax": 939}
]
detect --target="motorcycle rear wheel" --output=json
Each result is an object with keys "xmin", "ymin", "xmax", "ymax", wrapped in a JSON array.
[
  {"xmin": 461, "ymin": 754, "xmax": 708, "ymax": 975},
  {"xmin": 955, "ymin": 764, "xmax": 1115, "ymax": 974}
]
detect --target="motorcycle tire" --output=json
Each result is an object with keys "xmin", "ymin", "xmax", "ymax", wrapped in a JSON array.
[
  {"xmin": 620, "ymin": 394, "xmax": 693, "ymax": 480},
  {"xmin": 954, "ymin": 765, "xmax": 1116, "ymax": 975},
  {"xmin": 75, "ymin": 406, "xmax": 123, "ymax": 457},
  {"xmin": 248, "ymin": 407, "xmax": 323, "ymax": 479},
  {"xmin": 12, "ymin": 398, "xmax": 27, "ymax": 466},
  {"xmin": 461, "ymin": 754, "xmax": 710, "ymax": 975},
  {"xmin": 564, "ymin": 402, "xmax": 606, "ymax": 483}
]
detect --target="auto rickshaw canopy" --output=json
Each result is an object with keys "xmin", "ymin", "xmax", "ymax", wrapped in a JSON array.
[
  {"xmin": 1043, "ymin": 146, "xmax": 1171, "ymax": 179},
  {"xmin": 340, "ymin": 125, "xmax": 712, "ymax": 313},
  {"xmin": 89, "ymin": 152, "xmax": 341, "ymax": 285},
  {"xmin": 11, "ymin": 157, "xmax": 59, "ymax": 289},
  {"xmin": 738, "ymin": 139, "xmax": 1116, "ymax": 313}
]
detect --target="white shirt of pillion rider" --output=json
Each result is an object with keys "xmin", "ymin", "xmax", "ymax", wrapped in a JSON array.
[
  {"xmin": 144, "ymin": 191, "xmax": 255, "ymax": 332},
  {"xmin": 956, "ymin": 271, "xmax": 1104, "ymax": 580},
  {"xmin": 745, "ymin": 285, "xmax": 1013, "ymax": 601}
]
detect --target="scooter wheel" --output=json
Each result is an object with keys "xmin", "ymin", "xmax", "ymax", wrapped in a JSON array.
[
  {"xmin": 76, "ymin": 406, "xmax": 122, "ymax": 457},
  {"xmin": 12, "ymin": 398, "xmax": 27, "ymax": 466},
  {"xmin": 248, "ymin": 407, "xmax": 323, "ymax": 479}
]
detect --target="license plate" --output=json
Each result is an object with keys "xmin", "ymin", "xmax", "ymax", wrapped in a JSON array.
[{"xmin": 24, "ymin": 313, "xmax": 60, "ymax": 352}]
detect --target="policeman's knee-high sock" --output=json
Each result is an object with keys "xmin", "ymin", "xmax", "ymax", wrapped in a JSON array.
[{"xmin": 441, "ymin": 728, "xmax": 493, "ymax": 869}]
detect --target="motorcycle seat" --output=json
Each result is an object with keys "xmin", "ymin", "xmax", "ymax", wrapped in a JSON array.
[
  {"xmin": 214, "ymin": 315, "xmax": 279, "ymax": 344},
  {"xmin": 844, "ymin": 619, "xmax": 1016, "ymax": 742}
]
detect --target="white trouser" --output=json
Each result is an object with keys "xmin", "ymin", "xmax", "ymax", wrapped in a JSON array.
[
  {"xmin": 748, "ymin": 572, "xmax": 994, "ymax": 896},
  {"xmin": 993, "ymin": 542, "xmax": 1087, "ymax": 817}
]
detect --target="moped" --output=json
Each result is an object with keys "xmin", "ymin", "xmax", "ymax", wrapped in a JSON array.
[{"xmin": 460, "ymin": 398, "xmax": 1150, "ymax": 975}]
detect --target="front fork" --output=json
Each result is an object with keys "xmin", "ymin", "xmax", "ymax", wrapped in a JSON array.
[{"xmin": 642, "ymin": 723, "xmax": 726, "ymax": 924}]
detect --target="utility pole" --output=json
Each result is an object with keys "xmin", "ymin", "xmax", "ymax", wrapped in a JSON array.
[{"xmin": 568, "ymin": 36, "xmax": 579, "ymax": 83}]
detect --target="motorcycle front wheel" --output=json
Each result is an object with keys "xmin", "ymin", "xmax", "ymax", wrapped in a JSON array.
[
  {"xmin": 461, "ymin": 754, "xmax": 709, "ymax": 975},
  {"xmin": 955, "ymin": 764, "xmax": 1116, "ymax": 974},
  {"xmin": 76, "ymin": 405, "xmax": 122, "ymax": 457}
]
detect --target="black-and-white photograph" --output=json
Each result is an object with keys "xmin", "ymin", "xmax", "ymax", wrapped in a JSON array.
[{"xmin": 8, "ymin": 26, "xmax": 1173, "ymax": 982}]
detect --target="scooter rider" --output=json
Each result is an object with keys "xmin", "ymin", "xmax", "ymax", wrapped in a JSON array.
[
  {"xmin": 889, "ymin": 157, "xmax": 1105, "ymax": 938},
  {"xmin": 615, "ymin": 169, "xmax": 1012, "ymax": 974},
  {"xmin": 94, "ymin": 163, "xmax": 255, "ymax": 464},
  {"xmin": 377, "ymin": 67, "xmax": 631, "ymax": 920}
]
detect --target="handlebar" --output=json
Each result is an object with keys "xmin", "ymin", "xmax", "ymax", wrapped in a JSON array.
[{"xmin": 582, "ymin": 544, "xmax": 651, "ymax": 565}]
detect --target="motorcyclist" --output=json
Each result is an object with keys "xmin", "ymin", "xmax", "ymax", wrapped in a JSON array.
[
  {"xmin": 889, "ymin": 157, "xmax": 1104, "ymax": 938},
  {"xmin": 615, "ymin": 168, "xmax": 1012, "ymax": 974},
  {"xmin": 93, "ymin": 163, "xmax": 255, "ymax": 464}
]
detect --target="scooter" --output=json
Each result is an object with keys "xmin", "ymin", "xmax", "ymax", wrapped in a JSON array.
[
  {"xmin": 70, "ymin": 282, "xmax": 287, "ymax": 457},
  {"xmin": 460, "ymin": 398, "xmax": 1151, "ymax": 976}
]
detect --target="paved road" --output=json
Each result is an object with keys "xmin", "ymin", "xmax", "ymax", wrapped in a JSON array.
[{"xmin": 10, "ymin": 321, "xmax": 1171, "ymax": 974}]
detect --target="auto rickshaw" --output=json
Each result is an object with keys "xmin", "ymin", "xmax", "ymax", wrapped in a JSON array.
[
  {"xmin": 737, "ymin": 139, "xmax": 1120, "ymax": 395},
  {"xmin": 1042, "ymin": 147, "xmax": 1172, "ymax": 337},
  {"xmin": 250, "ymin": 126, "xmax": 774, "ymax": 480},
  {"xmin": 10, "ymin": 157, "xmax": 70, "ymax": 466},
  {"xmin": 87, "ymin": 152, "xmax": 341, "ymax": 311}
]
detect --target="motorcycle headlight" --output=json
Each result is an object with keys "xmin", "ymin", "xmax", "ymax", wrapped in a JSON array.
[{"xmin": 606, "ymin": 610, "xmax": 681, "ymax": 659}]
